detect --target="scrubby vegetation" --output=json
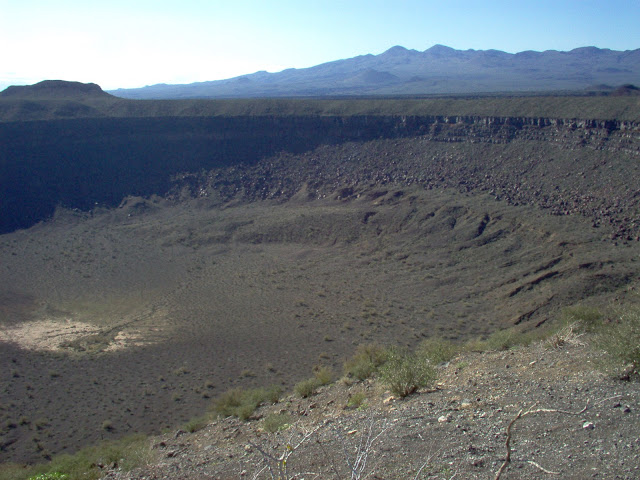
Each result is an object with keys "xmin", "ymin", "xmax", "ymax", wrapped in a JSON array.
[
  {"xmin": 262, "ymin": 413, "xmax": 292, "ymax": 433},
  {"xmin": 343, "ymin": 343, "xmax": 388, "ymax": 381},
  {"xmin": 379, "ymin": 346, "xmax": 437, "ymax": 398},
  {"xmin": 0, "ymin": 435, "xmax": 149, "ymax": 480},
  {"xmin": 293, "ymin": 365, "xmax": 335, "ymax": 398},
  {"xmin": 209, "ymin": 386, "xmax": 281, "ymax": 421},
  {"xmin": 2, "ymin": 302, "xmax": 640, "ymax": 479}
]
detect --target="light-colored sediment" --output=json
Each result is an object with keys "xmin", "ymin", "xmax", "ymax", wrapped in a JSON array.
[
  {"xmin": 0, "ymin": 318, "xmax": 101, "ymax": 351},
  {"xmin": 0, "ymin": 318, "xmax": 158, "ymax": 352}
]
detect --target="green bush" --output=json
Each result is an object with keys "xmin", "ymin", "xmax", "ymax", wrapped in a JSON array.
[
  {"xmin": 380, "ymin": 347, "xmax": 436, "ymax": 398},
  {"xmin": 596, "ymin": 308, "xmax": 640, "ymax": 375},
  {"xmin": 294, "ymin": 378, "xmax": 321, "ymax": 398},
  {"xmin": 417, "ymin": 337, "xmax": 460, "ymax": 364},
  {"xmin": 343, "ymin": 343, "xmax": 388, "ymax": 380},
  {"xmin": 183, "ymin": 415, "xmax": 209, "ymax": 433},
  {"xmin": 262, "ymin": 413, "xmax": 292, "ymax": 433},
  {"xmin": 466, "ymin": 327, "xmax": 540, "ymax": 352},
  {"xmin": 313, "ymin": 365, "xmax": 334, "ymax": 385},
  {"xmin": 211, "ymin": 386, "xmax": 281, "ymax": 421},
  {"xmin": 1, "ymin": 434, "xmax": 151, "ymax": 480},
  {"xmin": 561, "ymin": 305, "xmax": 604, "ymax": 333},
  {"xmin": 346, "ymin": 392, "xmax": 367, "ymax": 409}
]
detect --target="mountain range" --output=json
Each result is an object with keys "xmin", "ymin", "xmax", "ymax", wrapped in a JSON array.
[{"xmin": 109, "ymin": 44, "xmax": 640, "ymax": 99}]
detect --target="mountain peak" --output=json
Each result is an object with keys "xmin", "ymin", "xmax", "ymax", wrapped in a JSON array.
[
  {"xmin": 0, "ymin": 80, "xmax": 110, "ymax": 99},
  {"xmin": 424, "ymin": 44, "xmax": 456, "ymax": 56},
  {"xmin": 383, "ymin": 45, "xmax": 410, "ymax": 55}
]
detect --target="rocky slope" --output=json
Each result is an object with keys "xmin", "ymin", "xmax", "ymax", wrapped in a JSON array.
[
  {"xmin": 103, "ymin": 338, "xmax": 640, "ymax": 479},
  {"xmin": 2, "ymin": 110, "xmax": 640, "ymax": 236}
]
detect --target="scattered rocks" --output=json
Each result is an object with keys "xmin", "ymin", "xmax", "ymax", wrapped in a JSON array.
[{"xmin": 103, "ymin": 341, "xmax": 640, "ymax": 480}]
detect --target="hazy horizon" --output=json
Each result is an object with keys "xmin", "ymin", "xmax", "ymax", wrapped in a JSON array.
[{"xmin": 2, "ymin": 0, "xmax": 639, "ymax": 91}]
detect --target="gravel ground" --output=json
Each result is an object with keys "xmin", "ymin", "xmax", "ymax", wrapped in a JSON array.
[{"xmin": 104, "ymin": 338, "xmax": 640, "ymax": 479}]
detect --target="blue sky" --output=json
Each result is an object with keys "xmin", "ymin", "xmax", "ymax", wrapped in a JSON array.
[{"xmin": 1, "ymin": 0, "xmax": 639, "ymax": 91}]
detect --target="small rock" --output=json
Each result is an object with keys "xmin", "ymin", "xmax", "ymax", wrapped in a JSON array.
[
  {"xmin": 583, "ymin": 422, "xmax": 595, "ymax": 430},
  {"xmin": 438, "ymin": 415, "xmax": 451, "ymax": 423}
]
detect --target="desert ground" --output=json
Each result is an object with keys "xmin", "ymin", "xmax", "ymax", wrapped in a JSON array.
[{"xmin": 1, "ymin": 176, "xmax": 638, "ymax": 463}]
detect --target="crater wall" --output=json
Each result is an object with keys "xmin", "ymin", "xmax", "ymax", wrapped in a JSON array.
[{"xmin": 1, "ymin": 115, "xmax": 638, "ymax": 233}]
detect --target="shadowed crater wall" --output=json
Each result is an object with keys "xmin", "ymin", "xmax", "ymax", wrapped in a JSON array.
[{"xmin": 1, "ymin": 113, "xmax": 639, "ymax": 234}]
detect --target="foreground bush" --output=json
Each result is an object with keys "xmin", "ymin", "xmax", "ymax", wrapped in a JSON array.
[
  {"xmin": 555, "ymin": 305, "xmax": 639, "ymax": 376},
  {"xmin": 210, "ymin": 386, "xmax": 281, "ymax": 420},
  {"xmin": 294, "ymin": 365, "xmax": 335, "ymax": 398},
  {"xmin": 343, "ymin": 343, "xmax": 388, "ymax": 380},
  {"xmin": 561, "ymin": 305, "xmax": 604, "ymax": 333},
  {"xmin": 596, "ymin": 308, "xmax": 640, "ymax": 375},
  {"xmin": 417, "ymin": 337, "xmax": 461, "ymax": 364},
  {"xmin": 0, "ymin": 435, "xmax": 150, "ymax": 480},
  {"xmin": 380, "ymin": 347, "xmax": 436, "ymax": 398},
  {"xmin": 262, "ymin": 413, "xmax": 292, "ymax": 433}
]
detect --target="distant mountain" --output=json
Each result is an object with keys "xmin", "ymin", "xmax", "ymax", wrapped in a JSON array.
[
  {"xmin": 1, "ymin": 80, "xmax": 113, "ymax": 99},
  {"xmin": 109, "ymin": 45, "xmax": 640, "ymax": 99}
]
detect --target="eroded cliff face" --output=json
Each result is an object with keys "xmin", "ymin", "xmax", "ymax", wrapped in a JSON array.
[{"xmin": 0, "ymin": 114, "xmax": 638, "ymax": 234}]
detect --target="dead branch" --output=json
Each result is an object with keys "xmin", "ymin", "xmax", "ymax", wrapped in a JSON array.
[
  {"xmin": 494, "ymin": 401, "xmax": 590, "ymax": 480},
  {"xmin": 250, "ymin": 424, "xmax": 321, "ymax": 480},
  {"xmin": 527, "ymin": 460, "xmax": 560, "ymax": 475}
]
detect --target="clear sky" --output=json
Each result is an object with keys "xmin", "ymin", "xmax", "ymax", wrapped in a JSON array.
[{"xmin": 1, "ymin": 0, "xmax": 639, "ymax": 91}]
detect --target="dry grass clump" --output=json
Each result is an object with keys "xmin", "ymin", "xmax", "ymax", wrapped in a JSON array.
[
  {"xmin": 210, "ymin": 386, "xmax": 281, "ymax": 420},
  {"xmin": 416, "ymin": 337, "xmax": 461, "ymax": 365},
  {"xmin": 465, "ymin": 327, "xmax": 543, "ymax": 352},
  {"xmin": 262, "ymin": 413, "xmax": 292, "ymax": 433},
  {"xmin": 593, "ymin": 307, "xmax": 640, "ymax": 376},
  {"xmin": 294, "ymin": 365, "xmax": 336, "ymax": 398},
  {"xmin": 343, "ymin": 343, "xmax": 388, "ymax": 381},
  {"xmin": 0, "ymin": 434, "xmax": 151, "ymax": 480}
]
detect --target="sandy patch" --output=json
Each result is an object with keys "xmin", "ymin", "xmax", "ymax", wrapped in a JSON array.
[
  {"xmin": 102, "ymin": 329, "xmax": 157, "ymax": 352},
  {"xmin": 0, "ymin": 318, "xmax": 102, "ymax": 351},
  {"xmin": 0, "ymin": 319, "xmax": 161, "ymax": 352}
]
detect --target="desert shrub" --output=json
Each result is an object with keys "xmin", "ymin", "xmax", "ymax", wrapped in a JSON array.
[
  {"xmin": 379, "ymin": 347, "xmax": 436, "ymax": 398},
  {"xmin": 313, "ymin": 365, "xmax": 334, "ymax": 385},
  {"xmin": 211, "ymin": 386, "xmax": 281, "ymax": 421},
  {"xmin": 346, "ymin": 392, "xmax": 367, "ymax": 409},
  {"xmin": 343, "ymin": 343, "xmax": 388, "ymax": 380},
  {"xmin": 183, "ymin": 415, "xmax": 208, "ymax": 433},
  {"xmin": 466, "ymin": 327, "xmax": 540, "ymax": 352},
  {"xmin": 263, "ymin": 385, "xmax": 282, "ymax": 403},
  {"xmin": 294, "ymin": 378, "xmax": 321, "ymax": 398},
  {"xmin": 596, "ymin": 307, "xmax": 640, "ymax": 375},
  {"xmin": 560, "ymin": 305, "xmax": 604, "ymax": 333},
  {"xmin": 417, "ymin": 337, "xmax": 461, "ymax": 364},
  {"xmin": 294, "ymin": 365, "xmax": 335, "ymax": 398},
  {"xmin": 101, "ymin": 420, "xmax": 113, "ymax": 431},
  {"xmin": 9, "ymin": 434, "xmax": 151, "ymax": 480},
  {"xmin": 262, "ymin": 413, "xmax": 292, "ymax": 433}
]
